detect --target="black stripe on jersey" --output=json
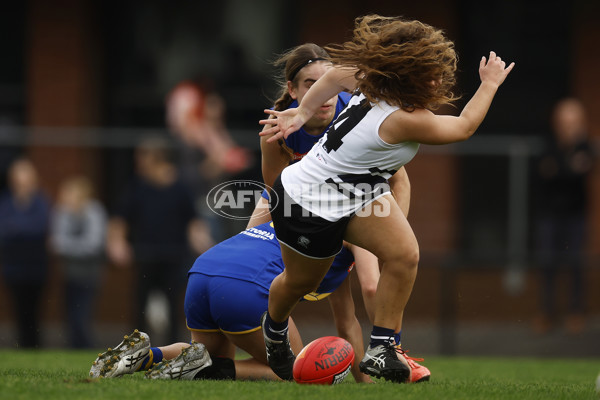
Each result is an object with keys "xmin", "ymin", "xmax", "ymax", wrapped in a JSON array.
[
  {"xmin": 368, "ymin": 166, "xmax": 398, "ymax": 176},
  {"xmin": 323, "ymin": 97, "xmax": 371, "ymax": 153},
  {"xmin": 325, "ymin": 174, "xmax": 389, "ymax": 200},
  {"xmin": 325, "ymin": 177, "xmax": 356, "ymax": 200},
  {"xmin": 335, "ymin": 173, "xmax": 388, "ymax": 186}
]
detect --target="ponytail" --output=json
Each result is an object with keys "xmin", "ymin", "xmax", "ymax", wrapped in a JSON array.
[{"xmin": 269, "ymin": 43, "xmax": 330, "ymax": 110}]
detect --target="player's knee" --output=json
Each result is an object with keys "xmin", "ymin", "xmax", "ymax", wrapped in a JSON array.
[
  {"xmin": 361, "ymin": 283, "xmax": 378, "ymax": 300},
  {"xmin": 403, "ymin": 246, "xmax": 420, "ymax": 268},
  {"xmin": 385, "ymin": 244, "xmax": 420, "ymax": 271},
  {"xmin": 282, "ymin": 275, "xmax": 320, "ymax": 296}
]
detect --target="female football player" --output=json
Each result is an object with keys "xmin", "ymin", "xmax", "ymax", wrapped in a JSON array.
[
  {"xmin": 90, "ymin": 221, "xmax": 372, "ymax": 382},
  {"xmin": 259, "ymin": 15, "xmax": 514, "ymax": 382},
  {"xmin": 247, "ymin": 42, "xmax": 411, "ymax": 326}
]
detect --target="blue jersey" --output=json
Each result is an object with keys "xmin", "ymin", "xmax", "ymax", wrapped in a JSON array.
[
  {"xmin": 283, "ymin": 92, "xmax": 352, "ymax": 164},
  {"xmin": 188, "ymin": 222, "xmax": 353, "ymax": 300}
]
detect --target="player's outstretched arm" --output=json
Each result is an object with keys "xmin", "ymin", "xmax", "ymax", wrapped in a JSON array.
[
  {"xmin": 395, "ymin": 51, "xmax": 515, "ymax": 145},
  {"xmin": 259, "ymin": 66, "xmax": 358, "ymax": 143}
]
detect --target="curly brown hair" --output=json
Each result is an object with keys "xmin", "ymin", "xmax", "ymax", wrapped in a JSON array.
[
  {"xmin": 325, "ymin": 15, "xmax": 458, "ymax": 110},
  {"xmin": 272, "ymin": 43, "xmax": 330, "ymax": 111}
]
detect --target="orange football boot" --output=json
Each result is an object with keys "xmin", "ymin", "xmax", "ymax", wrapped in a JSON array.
[{"xmin": 395, "ymin": 346, "xmax": 431, "ymax": 383}]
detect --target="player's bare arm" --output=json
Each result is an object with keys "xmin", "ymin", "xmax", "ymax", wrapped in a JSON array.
[
  {"xmin": 259, "ymin": 123, "xmax": 292, "ymax": 188},
  {"xmin": 381, "ymin": 51, "xmax": 515, "ymax": 145},
  {"xmin": 260, "ymin": 66, "xmax": 358, "ymax": 142}
]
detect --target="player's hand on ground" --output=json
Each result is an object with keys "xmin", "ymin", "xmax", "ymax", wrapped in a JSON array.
[
  {"xmin": 479, "ymin": 51, "xmax": 515, "ymax": 88},
  {"xmin": 259, "ymin": 108, "xmax": 304, "ymax": 143}
]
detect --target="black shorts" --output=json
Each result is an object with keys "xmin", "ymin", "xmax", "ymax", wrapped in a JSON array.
[{"xmin": 269, "ymin": 175, "xmax": 351, "ymax": 259}]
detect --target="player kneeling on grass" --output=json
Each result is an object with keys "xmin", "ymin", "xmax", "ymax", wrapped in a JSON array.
[{"xmin": 90, "ymin": 222, "xmax": 429, "ymax": 382}]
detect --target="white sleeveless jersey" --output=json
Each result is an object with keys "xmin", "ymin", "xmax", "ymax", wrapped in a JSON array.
[{"xmin": 281, "ymin": 92, "xmax": 420, "ymax": 221}]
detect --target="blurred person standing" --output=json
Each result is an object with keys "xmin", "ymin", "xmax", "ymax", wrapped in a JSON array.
[
  {"xmin": 533, "ymin": 97, "xmax": 595, "ymax": 334},
  {"xmin": 167, "ymin": 80, "xmax": 252, "ymax": 188},
  {"xmin": 106, "ymin": 136, "xmax": 211, "ymax": 344},
  {"xmin": 166, "ymin": 81, "xmax": 254, "ymax": 241},
  {"xmin": 50, "ymin": 176, "xmax": 107, "ymax": 348},
  {"xmin": 0, "ymin": 158, "xmax": 51, "ymax": 348}
]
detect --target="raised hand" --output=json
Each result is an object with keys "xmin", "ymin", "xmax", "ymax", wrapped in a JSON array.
[{"xmin": 479, "ymin": 51, "xmax": 515, "ymax": 88}]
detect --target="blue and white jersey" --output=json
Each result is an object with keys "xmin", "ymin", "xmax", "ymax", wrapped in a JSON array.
[
  {"xmin": 281, "ymin": 92, "xmax": 420, "ymax": 222},
  {"xmin": 188, "ymin": 222, "xmax": 354, "ymax": 300}
]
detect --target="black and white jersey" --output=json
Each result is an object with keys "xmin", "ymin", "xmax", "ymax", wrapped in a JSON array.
[{"xmin": 281, "ymin": 92, "xmax": 420, "ymax": 222}]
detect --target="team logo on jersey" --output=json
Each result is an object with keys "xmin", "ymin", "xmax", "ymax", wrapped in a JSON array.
[
  {"xmin": 206, "ymin": 180, "xmax": 279, "ymax": 220},
  {"xmin": 292, "ymin": 151, "xmax": 307, "ymax": 161},
  {"xmin": 297, "ymin": 235, "xmax": 311, "ymax": 248}
]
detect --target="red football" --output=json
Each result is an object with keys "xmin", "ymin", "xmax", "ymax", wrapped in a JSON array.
[{"xmin": 293, "ymin": 336, "xmax": 354, "ymax": 385}]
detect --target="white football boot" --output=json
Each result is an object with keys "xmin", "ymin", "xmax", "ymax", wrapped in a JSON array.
[
  {"xmin": 145, "ymin": 342, "xmax": 212, "ymax": 380},
  {"xmin": 89, "ymin": 330, "xmax": 151, "ymax": 378}
]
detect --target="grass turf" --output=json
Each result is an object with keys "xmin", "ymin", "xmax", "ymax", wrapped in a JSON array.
[{"xmin": 0, "ymin": 349, "xmax": 598, "ymax": 400}]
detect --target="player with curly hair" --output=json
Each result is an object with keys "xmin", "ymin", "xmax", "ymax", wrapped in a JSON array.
[
  {"xmin": 259, "ymin": 15, "xmax": 514, "ymax": 383},
  {"xmin": 247, "ymin": 42, "xmax": 428, "ymax": 382},
  {"xmin": 248, "ymin": 42, "xmax": 411, "ymax": 323}
]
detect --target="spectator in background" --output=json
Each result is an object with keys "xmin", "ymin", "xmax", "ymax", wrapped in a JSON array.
[
  {"xmin": 166, "ymin": 80, "xmax": 252, "ymax": 188},
  {"xmin": 0, "ymin": 116, "xmax": 23, "ymax": 194},
  {"xmin": 533, "ymin": 97, "xmax": 595, "ymax": 335},
  {"xmin": 51, "ymin": 176, "xmax": 107, "ymax": 348},
  {"xmin": 106, "ymin": 136, "xmax": 212, "ymax": 344},
  {"xmin": 0, "ymin": 158, "xmax": 51, "ymax": 348},
  {"xmin": 166, "ymin": 80, "xmax": 254, "ymax": 241}
]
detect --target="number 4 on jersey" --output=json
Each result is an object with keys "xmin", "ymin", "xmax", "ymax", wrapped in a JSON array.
[{"xmin": 323, "ymin": 97, "xmax": 371, "ymax": 153}]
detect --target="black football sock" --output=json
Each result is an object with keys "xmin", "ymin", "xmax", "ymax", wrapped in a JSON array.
[{"xmin": 193, "ymin": 356, "xmax": 236, "ymax": 380}]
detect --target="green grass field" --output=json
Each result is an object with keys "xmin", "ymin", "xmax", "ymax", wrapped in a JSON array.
[{"xmin": 0, "ymin": 350, "xmax": 598, "ymax": 400}]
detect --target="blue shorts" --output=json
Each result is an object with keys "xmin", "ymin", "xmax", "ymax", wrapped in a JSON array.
[{"xmin": 184, "ymin": 272, "xmax": 269, "ymax": 334}]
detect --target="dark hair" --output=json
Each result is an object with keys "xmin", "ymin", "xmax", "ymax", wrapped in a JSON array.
[
  {"xmin": 137, "ymin": 136, "xmax": 175, "ymax": 164},
  {"xmin": 272, "ymin": 43, "xmax": 330, "ymax": 111},
  {"xmin": 325, "ymin": 15, "xmax": 458, "ymax": 110}
]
